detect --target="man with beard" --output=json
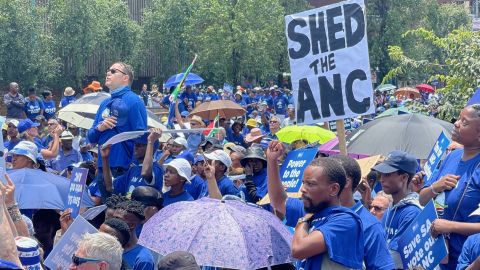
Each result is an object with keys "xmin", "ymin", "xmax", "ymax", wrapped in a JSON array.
[{"xmin": 267, "ymin": 141, "xmax": 365, "ymax": 269}]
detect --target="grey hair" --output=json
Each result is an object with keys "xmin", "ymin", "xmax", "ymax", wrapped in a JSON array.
[
  {"xmin": 78, "ymin": 232, "xmax": 123, "ymax": 270},
  {"xmin": 113, "ymin": 62, "xmax": 134, "ymax": 86},
  {"xmin": 376, "ymin": 191, "xmax": 393, "ymax": 205},
  {"xmin": 468, "ymin": 104, "xmax": 480, "ymax": 117}
]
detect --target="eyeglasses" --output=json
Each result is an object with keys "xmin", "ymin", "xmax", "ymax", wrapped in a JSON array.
[
  {"xmin": 71, "ymin": 254, "xmax": 102, "ymax": 266},
  {"xmin": 106, "ymin": 68, "xmax": 126, "ymax": 75},
  {"xmin": 269, "ymin": 121, "xmax": 279, "ymax": 124}
]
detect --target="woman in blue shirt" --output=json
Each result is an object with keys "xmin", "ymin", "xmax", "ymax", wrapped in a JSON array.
[
  {"xmin": 42, "ymin": 90, "xmax": 56, "ymax": 120},
  {"xmin": 163, "ymin": 158, "xmax": 194, "ymax": 206},
  {"xmin": 420, "ymin": 104, "xmax": 480, "ymax": 270},
  {"xmin": 24, "ymin": 87, "xmax": 44, "ymax": 121}
]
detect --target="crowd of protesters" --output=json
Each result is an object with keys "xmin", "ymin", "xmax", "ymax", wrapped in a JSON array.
[{"xmin": 1, "ymin": 62, "xmax": 480, "ymax": 270}]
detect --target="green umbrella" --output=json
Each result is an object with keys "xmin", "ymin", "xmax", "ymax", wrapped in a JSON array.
[
  {"xmin": 375, "ymin": 84, "xmax": 397, "ymax": 92},
  {"xmin": 375, "ymin": 107, "xmax": 411, "ymax": 119},
  {"xmin": 276, "ymin": 125, "xmax": 336, "ymax": 144}
]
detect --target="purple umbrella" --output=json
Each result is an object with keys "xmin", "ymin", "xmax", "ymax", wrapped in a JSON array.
[{"xmin": 138, "ymin": 197, "xmax": 293, "ymax": 269}]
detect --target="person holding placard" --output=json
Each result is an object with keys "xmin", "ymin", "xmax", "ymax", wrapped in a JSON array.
[
  {"xmin": 290, "ymin": 157, "xmax": 364, "ymax": 269},
  {"xmin": 419, "ymin": 104, "xmax": 480, "ymax": 270}
]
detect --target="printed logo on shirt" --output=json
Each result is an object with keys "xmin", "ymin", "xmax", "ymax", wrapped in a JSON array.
[{"xmin": 101, "ymin": 108, "xmax": 110, "ymax": 119}]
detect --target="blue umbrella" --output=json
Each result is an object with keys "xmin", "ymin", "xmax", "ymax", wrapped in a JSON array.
[
  {"xmin": 467, "ymin": 87, "xmax": 480, "ymax": 106},
  {"xmin": 7, "ymin": 168, "xmax": 94, "ymax": 209},
  {"xmin": 165, "ymin": 73, "xmax": 204, "ymax": 88}
]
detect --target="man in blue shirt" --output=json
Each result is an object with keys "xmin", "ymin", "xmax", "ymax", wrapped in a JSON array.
[
  {"xmin": 101, "ymin": 132, "xmax": 163, "ymax": 199},
  {"xmin": 88, "ymin": 62, "xmax": 148, "ymax": 202},
  {"xmin": 373, "ymin": 150, "xmax": 422, "ymax": 269},
  {"xmin": 179, "ymin": 85, "xmax": 197, "ymax": 109},
  {"xmin": 331, "ymin": 155, "xmax": 395, "ymax": 270},
  {"xmin": 4, "ymin": 119, "xmax": 20, "ymax": 152},
  {"xmin": 273, "ymin": 88, "xmax": 288, "ymax": 116},
  {"xmin": 59, "ymin": 87, "xmax": 76, "ymax": 108},
  {"xmin": 24, "ymin": 87, "xmax": 44, "ymax": 121},
  {"xmin": 114, "ymin": 200, "xmax": 155, "ymax": 270},
  {"xmin": 203, "ymin": 86, "xmax": 218, "ymax": 102},
  {"xmin": 280, "ymin": 152, "xmax": 364, "ymax": 269},
  {"xmin": 49, "ymin": 130, "xmax": 82, "ymax": 173},
  {"xmin": 203, "ymin": 149, "xmax": 239, "ymax": 198}
]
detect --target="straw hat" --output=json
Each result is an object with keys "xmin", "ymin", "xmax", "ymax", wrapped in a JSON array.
[
  {"xmin": 64, "ymin": 87, "xmax": 75, "ymax": 97},
  {"xmin": 245, "ymin": 128, "xmax": 265, "ymax": 143}
]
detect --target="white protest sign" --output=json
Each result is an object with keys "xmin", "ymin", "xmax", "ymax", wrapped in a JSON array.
[
  {"xmin": 44, "ymin": 216, "xmax": 98, "ymax": 270},
  {"xmin": 285, "ymin": 0, "xmax": 375, "ymax": 125}
]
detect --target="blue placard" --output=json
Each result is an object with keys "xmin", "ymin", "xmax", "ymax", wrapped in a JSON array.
[
  {"xmin": 423, "ymin": 132, "xmax": 450, "ymax": 183},
  {"xmin": 281, "ymin": 147, "xmax": 318, "ymax": 193},
  {"xmin": 44, "ymin": 216, "xmax": 98, "ymax": 270},
  {"xmin": 66, "ymin": 167, "xmax": 88, "ymax": 218},
  {"xmin": 397, "ymin": 200, "xmax": 448, "ymax": 270}
]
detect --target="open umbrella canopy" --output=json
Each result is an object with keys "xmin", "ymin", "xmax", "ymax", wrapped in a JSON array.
[
  {"xmin": 276, "ymin": 125, "xmax": 336, "ymax": 144},
  {"xmin": 165, "ymin": 72, "xmax": 204, "ymax": 88},
  {"xmin": 375, "ymin": 107, "xmax": 411, "ymax": 119},
  {"xmin": 467, "ymin": 87, "xmax": 480, "ymax": 106},
  {"xmin": 139, "ymin": 197, "xmax": 293, "ymax": 269},
  {"xmin": 57, "ymin": 92, "xmax": 170, "ymax": 141},
  {"xmin": 334, "ymin": 113, "xmax": 453, "ymax": 159},
  {"xmin": 190, "ymin": 100, "xmax": 246, "ymax": 120},
  {"xmin": 416, "ymin": 83, "xmax": 435, "ymax": 93},
  {"xmin": 375, "ymin": 84, "xmax": 397, "ymax": 92},
  {"xmin": 7, "ymin": 168, "xmax": 94, "ymax": 209},
  {"xmin": 395, "ymin": 87, "xmax": 421, "ymax": 99}
]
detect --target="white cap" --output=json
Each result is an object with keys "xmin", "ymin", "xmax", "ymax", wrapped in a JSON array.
[
  {"xmin": 173, "ymin": 137, "xmax": 188, "ymax": 149},
  {"xmin": 7, "ymin": 119, "xmax": 19, "ymax": 127},
  {"xmin": 204, "ymin": 149, "xmax": 232, "ymax": 168},
  {"xmin": 9, "ymin": 141, "xmax": 38, "ymax": 163},
  {"xmin": 164, "ymin": 158, "xmax": 192, "ymax": 183},
  {"xmin": 60, "ymin": 130, "xmax": 74, "ymax": 140}
]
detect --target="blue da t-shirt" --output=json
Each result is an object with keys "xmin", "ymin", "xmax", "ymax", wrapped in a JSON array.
[
  {"xmin": 180, "ymin": 92, "xmax": 197, "ymax": 109},
  {"xmin": 113, "ymin": 163, "xmax": 163, "ymax": 198},
  {"xmin": 123, "ymin": 244, "xmax": 155, "ymax": 270},
  {"xmin": 424, "ymin": 149, "xmax": 480, "ymax": 269},
  {"xmin": 185, "ymin": 175, "xmax": 207, "ymax": 200},
  {"xmin": 163, "ymin": 190, "xmax": 194, "ymax": 206},
  {"xmin": 42, "ymin": 100, "xmax": 56, "ymax": 120},
  {"xmin": 297, "ymin": 206, "xmax": 364, "ymax": 270},
  {"xmin": 24, "ymin": 97, "xmax": 44, "ymax": 121},
  {"xmin": 352, "ymin": 201, "xmax": 395, "ymax": 270},
  {"xmin": 457, "ymin": 233, "xmax": 480, "ymax": 270}
]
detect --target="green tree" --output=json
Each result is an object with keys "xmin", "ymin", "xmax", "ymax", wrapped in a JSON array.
[
  {"xmin": 366, "ymin": 0, "xmax": 470, "ymax": 83},
  {"xmin": 0, "ymin": 1, "xmax": 59, "ymax": 89},
  {"xmin": 384, "ymin": 28, "xmax": 480, "ymax": 121}
]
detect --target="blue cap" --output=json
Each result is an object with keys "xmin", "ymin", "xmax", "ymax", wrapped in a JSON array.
[
  {"xmin": 17, "ymin": 119, "xmax": 40, "ymax": 134},
  {"xmin": 180, "ymin": 111, "xmax": 189, "ymax": 117},
  {"xmin": 373, "ymin": 150, "xmax": 418, "ymax": 175},
  {"xmin": 194, "ymin": 155, "xmax": 204, "ymax": 164}
]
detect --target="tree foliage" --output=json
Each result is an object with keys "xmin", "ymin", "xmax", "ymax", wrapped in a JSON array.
[
  {"xmin": 384, "ymin": 28, "xmax": 480, "ymax": 121},
  {"xmin": 366, "ymin": 0, "xmax": 470, "ymax": 82}
]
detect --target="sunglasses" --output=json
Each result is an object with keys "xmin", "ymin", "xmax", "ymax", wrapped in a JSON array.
[
  {"xmin": 71, "ymin": 254, "xmax": 101, "ymax": 266},
  {"xmin": 106, "ymin": 68, "xmax": 126, "ymax": 75}
]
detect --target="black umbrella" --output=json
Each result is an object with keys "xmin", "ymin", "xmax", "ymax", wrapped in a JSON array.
[{"xmin": 335, "ymin": 114, "xmax": 453, "ymax": 159}]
